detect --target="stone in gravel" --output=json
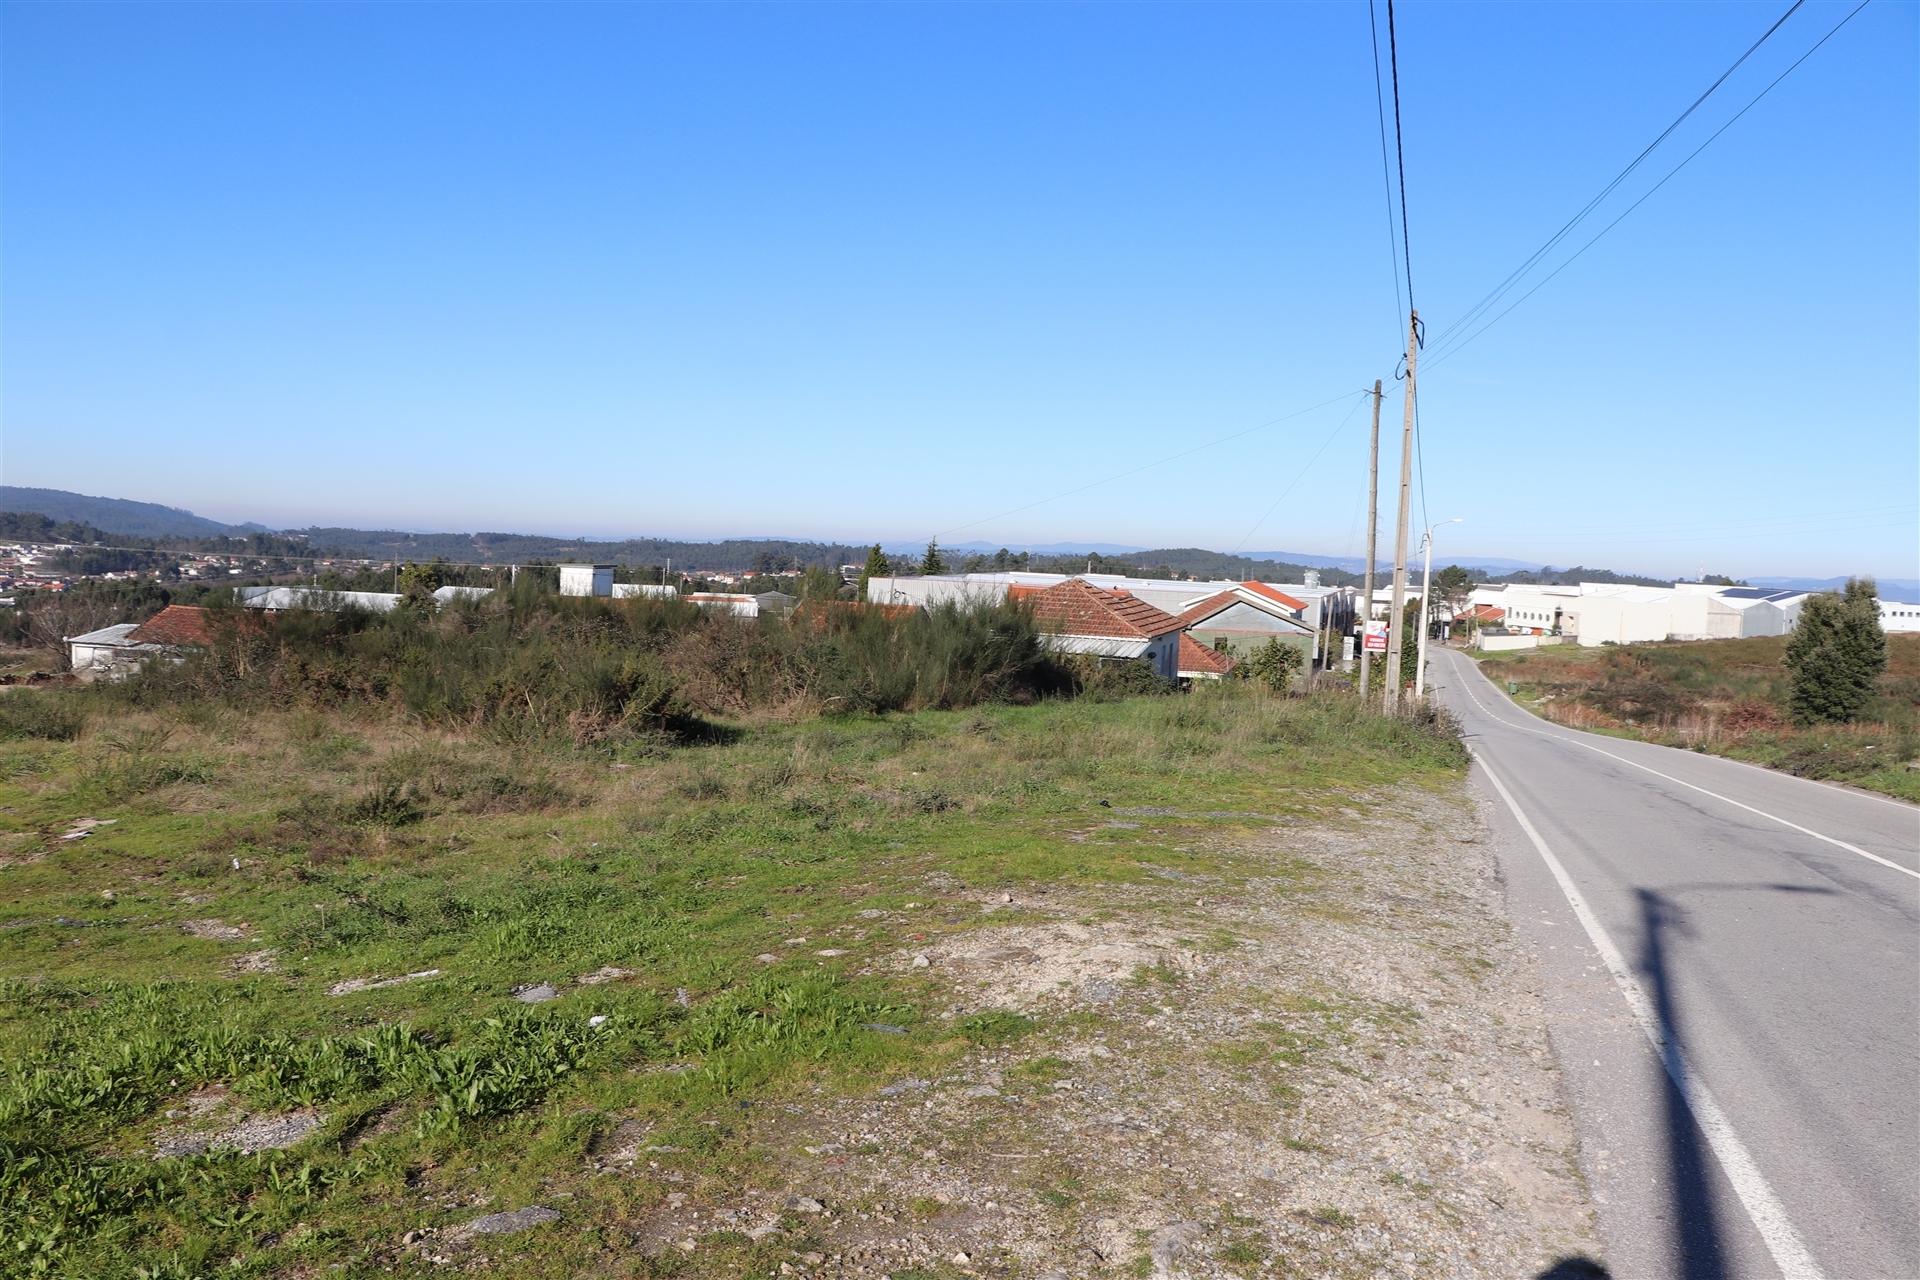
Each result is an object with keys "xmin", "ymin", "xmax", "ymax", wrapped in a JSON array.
[
  {"xmin": 878, "ymin": 1078, "xmax": 929, "ymax": 1097},
  {"xmin": 328, "ymin": 969, "xmax": 441, "ymax": 996},
  {"xmin": 181, "ymin": 918, "xmax": 247, "ymax": 941},
  {"xmin": 512, "ymin": 982, "xmax": 559, "ymax": 1003},
  {"xmin": 576, "ymin": 966, "xmax": 634, "ymax": 985},
  {"xmin": 1149, "ymin": 1220, "xmax": 1204, "ymax": 1274},
  {"xmin": 862, "ymin": 1023, "xmax": 907, "ymax": 1035},
  {"xmin": 911, "ymin": 953, "xmax": 930, "ymax": 968},
  {"xmin": 784, "ymin": 1195, "xmax": 826, "ymax": 1214},
  {"xmin": 451, "ymin": 1206, "xmax": 561, "ymax": 1237},
  {"xmin": 228, "ymin": 949, "xmax": 278, "ymax": 974},
  {"xmin": 815, "ymin": 948, "xmax": 849, "ymax": 957},
  {"xmin": 756, "ymin": 953, "xmax": 780, "ymax": 964},
  {"xmin": 961, "ymin": 1084, "xmax": 1000, "ymax": 1099}
]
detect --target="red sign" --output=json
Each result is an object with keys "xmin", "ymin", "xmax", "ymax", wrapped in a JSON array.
[{"xmin": 1363, "ymin": 623, "xmax": 1389, "ymax": 653}]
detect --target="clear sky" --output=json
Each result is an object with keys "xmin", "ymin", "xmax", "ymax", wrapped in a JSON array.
[{"xmin": 3, "ymin": 1, "xmax": 1915, "ymax": 579}]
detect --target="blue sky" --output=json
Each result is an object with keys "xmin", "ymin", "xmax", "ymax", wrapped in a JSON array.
[{"xmin": 3, "ymin": 1, "xmax": 1914, "ymax": 579}]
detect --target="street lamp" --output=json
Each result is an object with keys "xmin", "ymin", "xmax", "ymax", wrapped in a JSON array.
[{"xmin": 1415, "ymin": 517, "xmax": 1463, "ymax": 700}]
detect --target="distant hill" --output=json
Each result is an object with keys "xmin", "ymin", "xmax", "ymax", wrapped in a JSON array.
[
  {"xmin": 0, "ymin": 487, "xmax": 266, "ymax": 539},
  {"xmin": 1749, "ymin": 574, "xmax": 1920, "ymax": 598},
  {"xmin": 1247, "ymin": 549, "xmax": 1547, "ymax": 575},
  {"xmin": 300, "ymin": 527, "xmax": 870, "ymax": 572}
]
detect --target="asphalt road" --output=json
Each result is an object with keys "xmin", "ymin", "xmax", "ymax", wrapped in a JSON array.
[{"xmin": 1425, "ymin": 647, "xmax": 1920, "ymax": 1280}]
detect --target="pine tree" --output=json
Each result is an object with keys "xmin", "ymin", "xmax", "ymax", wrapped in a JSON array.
[
  {"xmin": 920, "ymin": 539, "xmax": 947, "ymax": 575},
  {"xmin": 1785, "ymin": 578, "xmax": 1886, "ymax": 724},
  {"xmin": 856, "ymin": 544, "xmax": 890, "ymax": 600}
]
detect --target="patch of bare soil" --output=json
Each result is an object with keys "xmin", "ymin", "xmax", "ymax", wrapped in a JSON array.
[{"xmin": 621, "ymin": 783, "xmax": 1601, "ymax": 1278}]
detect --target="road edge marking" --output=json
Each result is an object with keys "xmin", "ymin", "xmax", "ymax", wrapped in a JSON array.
[
  {"xmin": 1442, "ymin": 652, "xmax": 1920, "ymax": 883},
  {"xmin": 1473, "ymin": 748, "xmax": 1827, "ymax": 1280}
]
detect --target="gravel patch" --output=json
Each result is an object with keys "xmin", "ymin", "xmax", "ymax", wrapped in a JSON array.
[{"xmin": 681, "ymin": 781, "xmax": 1604, "ymax": 1278}]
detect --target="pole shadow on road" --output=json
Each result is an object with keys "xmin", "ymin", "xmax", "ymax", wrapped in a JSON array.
[
  {"xmin": 1638, "ymin": 882, "xmax": 1836, "ymax": 1280},
  {"xmin": 1536, "ymin": 1258, "xmax": 1612, "ymax": 1279}
]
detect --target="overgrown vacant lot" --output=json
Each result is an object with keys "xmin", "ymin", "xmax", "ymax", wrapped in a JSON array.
[
  {"xmin": 1477, "ymin": 634, "xmax": 1920, "ymax": 801},
  {"xmin": 0, "ymin": 688, "xmax": 1595, "ymax": 1278}
]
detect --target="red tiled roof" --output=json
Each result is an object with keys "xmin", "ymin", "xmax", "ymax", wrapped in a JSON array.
[
  {"xmin": 1466, "ymin": 604, "xmax": 1506, "ymax": 622},
  {"xmin": 1239, "ymin": 581, "xmax": 1308, "ymax": 612},
  {"xmin": 1177, "ymin": 633, "xmax": 1237, "ymax": 676},
  {"xmin": 1176, "ymin": 589, "xmax": 1245, "ymax": 626},
  {"xmin": 1027, "ymin": 578, "xmax": 1184, "ymax": 640},
  {"xmin": 1178, "ymin": 586, "xmax": 1307, "ymax": 627},
  {"xmin": 126, "ymin": 605, "xmax": 223, "ymax": 647}
]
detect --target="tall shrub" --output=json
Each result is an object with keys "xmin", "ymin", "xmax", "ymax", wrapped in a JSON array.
[{"xmin": 1785, "ymin": 578, "xmax": 1886, "ymax": 724}]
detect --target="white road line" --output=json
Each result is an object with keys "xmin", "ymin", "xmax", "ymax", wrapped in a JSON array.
[
  {"xmin": 1446, "ymin": 651, "xmax": 1920, "ymax": 817},
  {"xmin": 1473, "ymin": 750, "xmax": 1827, "ymax": 1280},
  {"xmin": 1439, "ymin": 655, "xmax": 1920, "ymax": 883}
]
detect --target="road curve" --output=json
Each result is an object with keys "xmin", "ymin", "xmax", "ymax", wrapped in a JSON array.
[{"xmin": 1426, "ymin": 646, "xmax": 1919, "ymax": 1280}]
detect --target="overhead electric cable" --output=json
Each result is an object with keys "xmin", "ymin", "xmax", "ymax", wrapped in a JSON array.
[
  {"xmin": 1231, "ymin": 392, "xmax": 1371, "ymax": 554},
  {"xmin": 1384, "ymin": 0, "xmax": 1416, "ymax": 309},
  {"xmin": 1368, "ymin": 0, "xmax": 1407, "ymax": 334},
  {"xmin": 1427, "ymin": 0, "xmax": 1873, "ymax": 371},
  {"xmin": 1426, "ymin": 0, "xmax": 1808, "ymax": 356}
]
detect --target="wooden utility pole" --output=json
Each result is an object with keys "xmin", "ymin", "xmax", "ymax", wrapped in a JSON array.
[
  {"xmin": 1384, "ymin": 312, "xmax": 1418, "ymax": 714},
  {"xmin": 1358, "ymin": 379, "xmax": 1383, "ymax": 700}
]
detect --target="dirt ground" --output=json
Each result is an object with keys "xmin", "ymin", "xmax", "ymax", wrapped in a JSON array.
[{"xmin": 597, "ymin": 782, "xmax": 1604, "ymax": 1279}]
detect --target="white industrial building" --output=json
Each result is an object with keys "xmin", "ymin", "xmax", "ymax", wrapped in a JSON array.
[
  {"xmin": 1468, "ymin": 581, "xmax": 1874, "ymax": 647},
  {"xmin": 238, "ymin": 586, "xmax": 402, "ymax": 613},
  {"xmin": 1881, "ymin": 600, "xmax": 1920, "ymax": 633}
]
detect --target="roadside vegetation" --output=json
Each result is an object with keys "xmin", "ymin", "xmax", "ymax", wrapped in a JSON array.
[
  {"xmin": 1476, "ymin": 632, "xmax": 1920, "ymax": 801},
  {"xmin": 0, "ymin": 598, "xmax": 1475, "ymax": 1278}
]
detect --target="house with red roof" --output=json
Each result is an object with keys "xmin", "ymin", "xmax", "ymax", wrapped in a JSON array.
[
  {"xmin": 1176, "ymin": 633, "xmax": 1238, "ymax": 681},
  {"xmin": 1176, "ymin": 586, "xmax": 1318, "ymax": 669},
  {"xmin": 64, "ymin": 605, "xmax": 239, "ymax": 681},
  {"xmin": 1025, "ymin": 578, "xmax": 1185, "ymax": 680}
]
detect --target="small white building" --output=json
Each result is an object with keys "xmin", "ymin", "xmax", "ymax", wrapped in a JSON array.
[
  {"xmin": 558, "ymin": 564, "xmax": 615, "ymax": 597},
  {"xmin": 65, "ymin": 623, "xmax": 150, "ymax": 680},
  {"xmin": 432, "ymin": 585, "xmax": 495, "ymax": 605}
]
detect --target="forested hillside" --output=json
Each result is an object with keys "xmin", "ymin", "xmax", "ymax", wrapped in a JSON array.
[{"xmin": 0, "ymin": 487, "xmax": 264, "ymax": 538}]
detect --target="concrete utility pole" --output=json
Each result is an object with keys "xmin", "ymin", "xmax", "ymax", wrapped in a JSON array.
[
  {"xmin": 1384, "ymin": 312, "xmax": 1418, "ymax": 713},
  {"xmin": 1359, "ymin": 379, "xmax": 1383, "ymax": 701},
  {"xmin": 1414, "ymin": 517, "xmax": 1462, "ymax": 700}
]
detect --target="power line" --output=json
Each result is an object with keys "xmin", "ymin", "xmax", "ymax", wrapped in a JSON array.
[
  {"xmin": 1427, "ymin": 0, "xmax": 1873, "ymax": 372},
  {"xmin": 1384, "ymin": 0, "xmax": 1416, "ymax": 310},
  {"xmin": 1425, "ymin": 0, "xmax": 1808, "ymax": 357},
  {"xmin": 1368, "ymin": 0, "xmax": 1406, "ymax": 335},
  {"xmin": 1231, "ymin": 392, "xmax": 1371, "ymax": 554}
]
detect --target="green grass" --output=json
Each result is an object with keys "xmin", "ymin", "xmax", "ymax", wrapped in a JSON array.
[
  {"xmin": 1477, "ymin": 634, "xmax": 1920, "ymax": 802},
  {"xmin": 0, "ymin": 685, "xmax": 1463, "ymax": 1277}
]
